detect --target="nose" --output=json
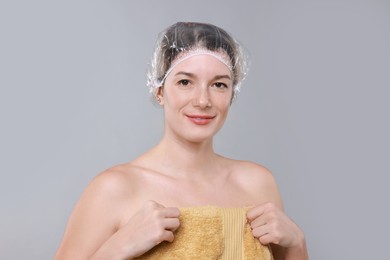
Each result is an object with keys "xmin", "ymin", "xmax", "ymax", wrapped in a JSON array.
[{"xmin": 192, "ymin": 85, "xmax": 211, "ymax": 108}]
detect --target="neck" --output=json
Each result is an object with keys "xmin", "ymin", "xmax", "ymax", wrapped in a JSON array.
[{"xmin": 151, "ymin": 134, "xmax": 219, "ymax": 178}]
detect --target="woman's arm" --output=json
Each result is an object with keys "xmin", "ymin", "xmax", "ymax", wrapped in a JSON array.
[
  {"xmin": 239, "ymin": 162, "xmax": 308, "ymax": 260},
  {"xmin": 247, "ymin": 203, "xmax": 308, "ymax": 260},
  {"xmin": 89, "ymin": 200, "xmax": 180, "ymax": 260},
  {"xmin": 54, "ymin": 170, "xmax": 180, "ymax": 260},
  {"xmin": 55, "ymin": 171, "xmax": 128, "ymax": 259}
]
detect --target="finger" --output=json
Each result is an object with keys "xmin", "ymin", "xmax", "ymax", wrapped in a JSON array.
[
  {"xmin": 249, "ymin": 215, "xmax": 268, "ymax": 229},
  {"xmin": 247, "ymin": 202, "xmax": 279, "ymax": 222},
  {"xmin": 252, "ymin": 222, "xmax": 283, "ymax": 246},
  {"xmin": 162, "ymin": 230, "xmax": 175, "ymax": 243},
  {"xmin": 162, "ymin": 207, "xmax": 180, "ymax": 218},
  {"xmin": 258, "ymin": 232, "xmax": 275, "ymax": 245},
  {"xmin": 247, "ymin": 204, "xmax": 267, "ymax": 222},
  {"xmin": 250, "ymin": 211, "xmax": 277, "ymax": 229},
  {"xmin": 251, "ymin": 223, "xmax": 270, "ymax": 239},
  {"xmin": 162, "ymin": 217, "xmax": 180, "ymax": 232},
  {"xmin": 152, "ymin": 229, "xmax": 175, "ymax": 245}
]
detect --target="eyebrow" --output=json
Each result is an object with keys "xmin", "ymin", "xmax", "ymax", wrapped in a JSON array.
[{"xmin": 174, "ymin": 71, "xmax": 231, "ymax": 80}]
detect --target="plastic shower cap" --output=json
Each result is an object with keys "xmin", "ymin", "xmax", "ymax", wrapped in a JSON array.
[{"xmin": 147, "ymin": 22, "xmax": 249, "ymax": 102}]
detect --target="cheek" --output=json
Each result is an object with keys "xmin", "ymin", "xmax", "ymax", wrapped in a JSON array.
[
  {"xmin": 164, "ymin": 89, "xmax": 189, "ymax": 106},
  {"xmin": 217, "ymin": 93, "xmax": 233, "ymax": 109},
  {"xmin": 216, "ymin": 100, "xmax": 231, "ymax": 115}
]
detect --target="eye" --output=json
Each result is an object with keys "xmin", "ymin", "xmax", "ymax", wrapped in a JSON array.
[
  {"xmin": 178, "ymin": 79, "xmax": 190, "ymax": 86},
  {"xmin": 213, "ymin": 82, "xmax": 228, "ymax": 89}
]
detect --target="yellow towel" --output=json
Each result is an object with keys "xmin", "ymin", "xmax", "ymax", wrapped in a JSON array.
[{"xmin": 136, "ymin": 206, "xmax": 273, "ymax": 260}]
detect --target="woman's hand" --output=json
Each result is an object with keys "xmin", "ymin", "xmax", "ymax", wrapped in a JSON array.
[
  {"xmin": 91, "ymin": 200, "xmax": 180, "ymax": 259},
  {"xmin": 247, "ymin": 202, "xmax": 307, "ymax": 260}
]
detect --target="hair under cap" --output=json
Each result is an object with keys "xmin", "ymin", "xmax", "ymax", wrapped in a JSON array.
[{"xmin": 147, "ymin": 22, "xmax": 249, "ymax": 102}]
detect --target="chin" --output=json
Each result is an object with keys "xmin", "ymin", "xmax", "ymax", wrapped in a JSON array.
[
  {"xmin": 181, "ymin": 130, "xmax": 220, "ymax": 144},
  {"xmin": 186, "ymin": 136, "xmax": 212, "ymax": 144}
]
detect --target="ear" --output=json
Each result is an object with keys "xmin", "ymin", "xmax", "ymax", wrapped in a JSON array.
[{"xmin": 156, "ymin": 86, "xmax": 164, "ymax": 105}]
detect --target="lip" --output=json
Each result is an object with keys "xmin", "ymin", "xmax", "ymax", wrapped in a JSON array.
[{"xmin": 186, "ymin": 114, "xmax": 216, "ymax": 125}]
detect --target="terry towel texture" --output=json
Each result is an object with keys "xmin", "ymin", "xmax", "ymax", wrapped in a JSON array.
[{"xmin": 136, "ymin": 207, "xmax": 273, "ymax": 260}]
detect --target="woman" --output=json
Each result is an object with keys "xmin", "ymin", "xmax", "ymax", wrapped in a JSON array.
[{"xmin": 55, "ymin": 22, "xmax": 308, "ymax": 259}]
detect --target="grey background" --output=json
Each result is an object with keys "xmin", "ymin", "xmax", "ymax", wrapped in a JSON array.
[{"xmin": 1, "ymin": 0, "xmax": 389, "ymax": 259}]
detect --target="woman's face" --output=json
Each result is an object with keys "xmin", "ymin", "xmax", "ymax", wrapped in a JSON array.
[{"xmin": 159, "ymin": 53, "xmax": 233, "ymax": 143}]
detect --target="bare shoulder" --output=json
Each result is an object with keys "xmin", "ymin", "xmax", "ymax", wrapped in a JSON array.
[
  {"xmin": 226, "ymin": 159, "xmax": 283, "ymax": 208},
  {"xmin": 55, "ymin": 163, "xmax": 142, "ymax": 259},
  {"xmin": 87, "ymin": 163, "xmax": 141, "ymax": 199},
  {"xmin": 228, "ymin": 159, "xmax": 275, "ymax": 186}
]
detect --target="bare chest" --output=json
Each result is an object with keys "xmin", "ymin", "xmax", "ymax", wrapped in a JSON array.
[
  {"xmin": 117, "ymin": 168, "xmax": 266, "ymax": 228},
  {"xmin": 132, "ymin": 172, "xmax": 259, "ymax": 209}
]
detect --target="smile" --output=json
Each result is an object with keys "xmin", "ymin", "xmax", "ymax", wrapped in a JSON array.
[{"xmin": 186, "ymin": 114, "xmax": 216, "ymax": 125}]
